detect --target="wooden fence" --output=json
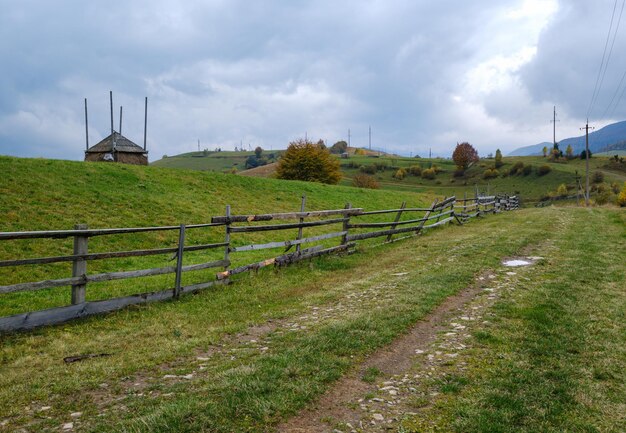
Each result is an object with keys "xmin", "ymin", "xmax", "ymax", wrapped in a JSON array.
[{"xmin": 0, "ymin": 194, "xmax": 519, "ymax": 332}]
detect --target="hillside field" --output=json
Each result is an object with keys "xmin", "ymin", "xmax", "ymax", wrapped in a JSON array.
[{"xmin": 0, "ymin": 156, "xmax": 624, "ymax": 432}]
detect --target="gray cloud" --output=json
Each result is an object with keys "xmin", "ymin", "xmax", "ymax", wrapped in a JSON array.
[{"xmin": 0, "ymin": 0, "xmax": 624, "ymax": 161}]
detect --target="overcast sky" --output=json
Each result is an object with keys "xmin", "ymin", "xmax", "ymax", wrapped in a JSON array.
[{"xmin": 1, "ymin": 0, "xmax": 626, "ymax": 160}]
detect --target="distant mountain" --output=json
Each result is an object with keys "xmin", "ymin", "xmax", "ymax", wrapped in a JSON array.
[
  {"xmin": 508, "ymin": 142, "xmax": 551, "ymax": 156},
  {"xmin": 508, "ymin": 120, "xmax": 626, "ymax": 156}
]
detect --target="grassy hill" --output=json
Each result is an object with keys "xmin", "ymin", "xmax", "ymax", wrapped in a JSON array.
[
  {"xmin": 151, "ymin": 150, "xmax": 283, "ymax": 173},
  {"xmin": 154, "ymin": 149, "xmax": 626, "ymax": 205},
  {"xmin": 337, "ymin": 154, "xmax": 626, "ymax": 205},
  {"xmin": 0, "ymin": 155, "xmax": 429, "ymax": 316}
]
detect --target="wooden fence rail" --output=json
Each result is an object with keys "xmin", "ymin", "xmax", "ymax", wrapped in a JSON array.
[{"xmin": 0, "ymin": 194, "xmax": 519, "ymax": 332}]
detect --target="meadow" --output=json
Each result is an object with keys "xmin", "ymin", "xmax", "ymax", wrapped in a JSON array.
[{"xmin": 0, "ymin": 155, "xmax": 623, "ymax": 432}]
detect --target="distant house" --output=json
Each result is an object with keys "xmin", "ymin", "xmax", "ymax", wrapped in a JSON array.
[
  {"xmin": 340, "ymin": 152, "xmax": 350, "ymax": 159},
  {"xmin": 85, "ymin": 132, "xmax": 148, "ymax": 165}
]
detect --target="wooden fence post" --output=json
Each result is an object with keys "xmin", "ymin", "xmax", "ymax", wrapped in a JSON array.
[
  {"xmin": 341, "ymin": 202, "xmax": 352, "ymax": 246},
  {"xmin": 435, "ymin": 197, "xmax": 446, "ymax": 223},
  {"xmin": 223, "ymin": 205, "xmax": 231, "ymax": 283},
  {"xmin": 174, "ymin": 224, "xmax": 185, "ymax": 299},
  {"xmin": 71, "ymin": 224, "xmax": 88, "ymax": 304},
  {"xmin": 296, "ymin": 195, "xmax": 306, "ymax": 254},
  {"xmin": 386, "ymin": 201, "xmax": 406, "ymax": 242}
]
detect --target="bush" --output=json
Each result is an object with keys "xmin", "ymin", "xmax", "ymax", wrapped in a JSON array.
[
  {"xmin": 500, "ymin": 169, "xmax": 510, "ymax": 177},
  {"xmin": 495, "ymin": 149, "xmax": 504, "ymax": 168},
  {"xmin": 359, "ymin": 164, "xmax": 377, "ymax": 175},
  {"xmin": 580, "ymin": 149, "xmax": 592, "ymax": 159},
  {"xmin": 510, "ymin": 161, "xmax": 524, "ymax": 175},
  {"xmin": 432, "ymin": 164, "xmax": 443, "ymax": 173},
  {"xmin": 453, "ymin": 169, "xmax": 465, "ymax": 178},
  {"xmin": 408, "ymin": 165, "xmax": 422, "ymax": 176},
  {"xmin": 522, "ymin": 165, "xmax": 533, "ymax": 176},
  {"xmin": 393, "ymin": 168, "xmax": 407, "ymax": 180},
  {"xmin": 352, "ymin": 173, "xmax": 379, "ymax": 189},
  {"xmin": 592, "ymin": 171, "xmax": 604, "ymax": 183},
  {"xmin": 556, "ymin": 183, "xmax": 568, "ymax": 197},
  {"xmin": 374, "ymin": 161, "xmax": 388, "ymax": 171},
  {"xmin": 483, "ymin": 168, "xmax": 499, "ymax": 179},
  {"xmin": 618, "ymin": 182, "xmax": 626, "ymax": 207},
  {"xmin": 537, "ymin": 164, "xmax": 551, "ymax": 176},
  {"xmin": 276, "ymin": 138, "xmax": 341, "ymax": 184},
  {"xmin": 421, "ymin": 168, "xmax": 436, "ymax": 179}
]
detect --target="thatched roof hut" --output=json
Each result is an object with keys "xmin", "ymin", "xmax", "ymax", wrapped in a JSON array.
[{"xmin": 84, "ymin": 132, "xmax": 148, "ymax": 165}]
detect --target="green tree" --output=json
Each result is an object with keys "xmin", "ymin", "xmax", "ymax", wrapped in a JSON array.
[
  {"xmin": 254, "ymin": 146, "xmax": 263, "ymax": 158},
  {"xmin": 276, "ymin": 139, "xmax": 341, "ymax": 184},
  {"xmin": 452, "ymin": 142, "xmax": 479, "ymax": 171},
  {"xmin": 495, "ymin": 149, "xmax": 503, "ymax": 168},
  {"xmin": 565, "ymin": 144, "xmax": 574, "ymax": 159},
  {"xmin": 330, "ymin": 140, "xmax": 348, "ymax": 154},
  {"xmin": 542, "ymin": 146, "xmax": 548, "ymax": 157}
]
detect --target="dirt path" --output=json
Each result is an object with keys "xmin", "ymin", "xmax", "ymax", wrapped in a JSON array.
[{"xmin": 277, "ymin": 256, "xmax": 542, "ymax": 432}]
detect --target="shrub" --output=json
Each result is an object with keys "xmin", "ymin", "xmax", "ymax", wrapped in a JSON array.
[
  {"xmin": 408, "ymin": 165, "xmax": 422, "ymax": 176},
  {"xmin": 500, "ymin": 169, "xmax": 510, "ymax": 177},
  {"xmin": 522, "ymin": 165, "xmax": 533, "ymax": 176},
  {"xmin": 592, "ymin": 171, "xmax": 604, "ymax": 183},
  {"xmin": 393, "ymin": 168, "xmax": 407, "ymax": 180},
  {"xmin": 483, "ymin": 168, "xmax": 499, "ymax": 179},
  {"xmin": 374, "ymin": 161, "xmax": 388, "ymax": 171},
  {"xmin": 359, "ymin": 165, "xmax": 376, "ymax": 174},
  {"xmin": 618, "ymin": 182, "xmax": 626, "ymax": 207},
  {"xmin": 510, "ymin": 161, "xmax": 524, "ymax": 175},
  {"xmin": 453, "ymin": 169, "xmax": 465, "ymax": 178},
  {"xmin": 352, "ymin": 173, "xmax": 379, "ymax": 189},
  {"xmin": 556, "ymin": 183, "xmax": 568, "ymax": 197},
  {"xmin": 495, "ymin": 149, "xmax": 504, "ymax": 168},
  {"xmin": 580, "ymin": 149, "xmax": 592, "ymax": 159},
  {"xmin": 421, "ymin": 168, "xmax": 436, "ymax": 179},
  {"xmin": 537, "ymin": 164, "xmax": 551, "ymax": 176},
  {"xmin": 276, "ymin": 138, "xmax": 341, "ymax": 184},
  {"xmin": 432, "ymin": 164, "xmax": 443, "ymax": 173},
  {"xmin": 330, "ymin": 140, "xmax": 348, "ymax": 154}
]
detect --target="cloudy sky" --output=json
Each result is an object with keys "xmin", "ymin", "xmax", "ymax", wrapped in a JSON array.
[{"xmin": 1, "ymin": 0, "xmax": 626, "ymax": 160}]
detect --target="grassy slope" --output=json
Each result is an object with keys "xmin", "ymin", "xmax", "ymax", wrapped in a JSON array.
[
  {"xmin": 0, "ymin": 155, "xmax": 427, "ymax": 315},
  {"xmin": 339, "ymin": 154, "xmax": 626, "ymax": 203},
  {"xmin": 151, "ymin": 150, "xmax": 282, "ymax": 173},
  {"xmin": 151, "ymin": 149, "xmax": 626, "ymax": 204}
]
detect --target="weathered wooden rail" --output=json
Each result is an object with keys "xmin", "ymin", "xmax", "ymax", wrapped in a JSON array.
[{"xmin": 0, "ymin": 194, "xmax": 519, "ymax": 332}]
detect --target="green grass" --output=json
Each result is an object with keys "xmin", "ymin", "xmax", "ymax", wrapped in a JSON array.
[
  {"xmin": 1, "ymin": 156, "xmax": 624, "ymax": 432},
  {"xmin": 400, "ymin": 208, "xmax": 626, "ymax": 432},
  {"xmin": 339, "ymin": 154, "xmax": 626, "ymax": 204},
  {"xmin": 151, "ymin": 150, "xmax": 283, "ymax": 172},
  {"xmin": 1, "ymin": 205, "xmax": 556, "ymax": 432},
  {"xmin": 0, "ymin": 155, "xmax": 427, "ymax": 316}
]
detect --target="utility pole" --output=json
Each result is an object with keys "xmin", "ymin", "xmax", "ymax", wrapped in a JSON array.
[
  {"xmin": 348, "ymin": 128, "xmax": 351, "ymax": 148},
  {"xmin": 368, "ymin": 126, "xmax": 371, "ymax": 150},
  {"xmin": 550, "ymin": 106, "xmax": 559, "ymax": 147},
  {"xmin": 580, "ymin": 120, "xmax": 594, "ymax": 206}
]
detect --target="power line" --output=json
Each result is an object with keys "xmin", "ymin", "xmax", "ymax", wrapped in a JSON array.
[
  {"xmin": 600, "ymin": 68, "xmax": 626, "ymax": 120},
  {"xmin": 587, "ymin": 0, "xmax": 621, "ymax": 118}
]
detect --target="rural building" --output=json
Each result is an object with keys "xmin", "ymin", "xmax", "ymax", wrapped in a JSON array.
[{"xmin": 84, "ymin": 131, "xmax": 148, "ymax": 165}]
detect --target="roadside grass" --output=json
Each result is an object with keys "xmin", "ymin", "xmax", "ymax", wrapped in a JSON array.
[
  {"xmin": 0, "ymin": 208, "xmax": 551, "ymax": 432},
  {"xmin": 400, "ymin": 207, "xmax": 626, "ymax": 432}
]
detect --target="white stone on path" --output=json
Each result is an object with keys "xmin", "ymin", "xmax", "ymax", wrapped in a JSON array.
[{"xmin": 372, "ymin": 413, "xmax": 384, "ymax": 421}]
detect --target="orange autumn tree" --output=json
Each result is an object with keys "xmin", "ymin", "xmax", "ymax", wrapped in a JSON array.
[
  {"xmin": 452, "ymin": 142, "xmax": 479, "ymax": 173},
  {"xmin": 276, "ymin": 138, "xmax": 342, "ymax": 184}
]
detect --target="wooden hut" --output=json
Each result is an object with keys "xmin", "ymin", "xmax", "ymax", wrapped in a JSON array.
[
  {"xmin": 83, "ymin": 92, "xmax": 149, "ymax": 165},
  {"xmin": 84, "ymin": 131, "xmax": 148, "ymax": 165}
]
